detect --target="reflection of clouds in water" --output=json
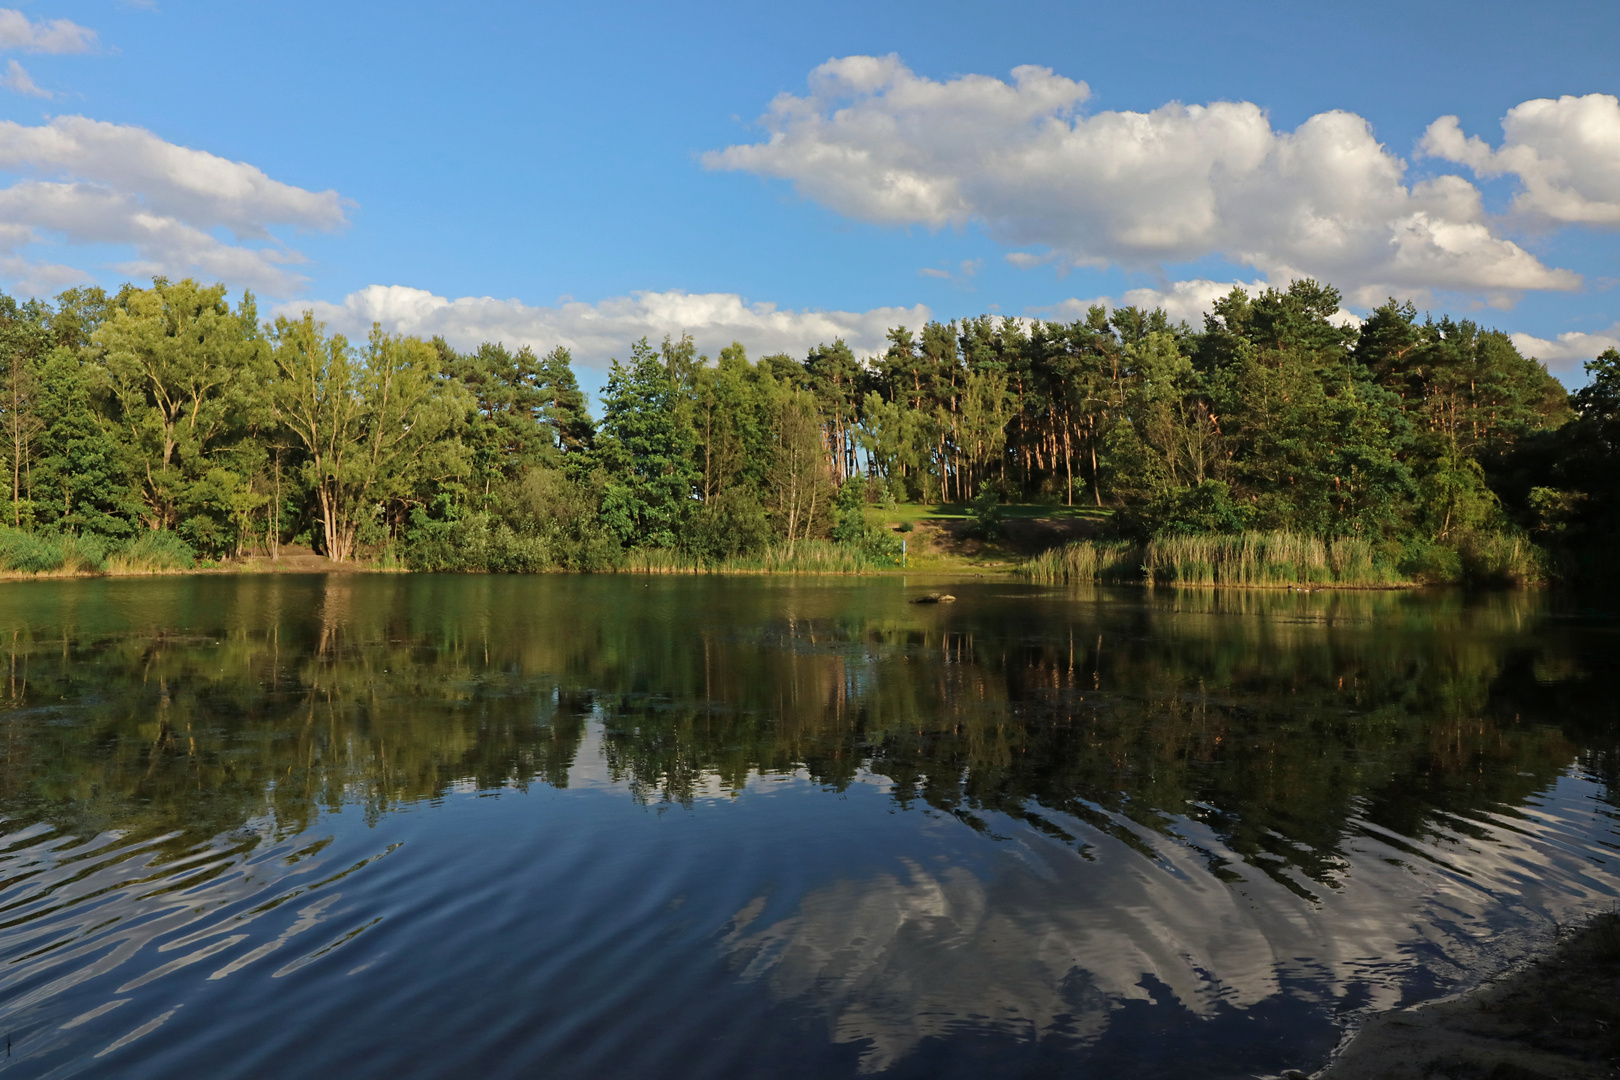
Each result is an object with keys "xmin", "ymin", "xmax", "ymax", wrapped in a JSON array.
[{"xmin": 722, "ymin": 771, "xmax": 1620, "ymax": 1074}]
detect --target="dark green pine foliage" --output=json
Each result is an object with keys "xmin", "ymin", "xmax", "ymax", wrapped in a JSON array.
[
  {"xmin": 596, "ymin": 337, "xmax": 698, "ymax": 548},
  {"xmin": 1501, "ymin": 348, "xmax": 1620, "ymax": 578},
  {"xmin": 536, "ymin": 346, "xmax": 595, "ymax": 456},
  {"xmin": 1190, "ymin": 281, "xmax": 1412, "ymax": 537},
  {"xmin": 1351, "ymin": 298, "xmax": 1570, "ymax": 541},
  {"xmin": 436, "ymin": 339, "xmax": 559, "ymax": 489},
  {"xmin": 32, "ymin": 347, "xmax": 142, "ymax": 538}
]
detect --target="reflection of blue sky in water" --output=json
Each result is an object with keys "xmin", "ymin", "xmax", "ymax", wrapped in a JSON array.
[
  {"xmin": 2, "ymin": 744, "xmax": 1618, "ymax": 1078},
  {"xmin": 0, "ymin": 577, "xmax": 1617, "ymax": 1078},
  {"xmin": 720, "ymin": 768, "xmax": 1620, "ymax": 1074}
]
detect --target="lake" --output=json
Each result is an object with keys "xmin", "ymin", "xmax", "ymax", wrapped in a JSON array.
[{"xmin": 0, "ymin": 574, "xmax": 1616, "ymax": 1079}]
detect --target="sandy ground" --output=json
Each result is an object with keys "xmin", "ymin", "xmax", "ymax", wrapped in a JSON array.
[
  {"xmin": 184, "ymin": 543, "xmax": 396, "ymax": 574},
  {"xmin": 1312, "ymin": 914, "xmax": 1620, "ymax": 1079},
  {"xmin": 226, "ymin": 544, "xmax": 366, "ymax": 573}
]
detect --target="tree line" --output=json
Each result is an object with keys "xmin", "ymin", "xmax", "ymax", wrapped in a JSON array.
[{"xmin": 0, "ymin": 275, "xmax": 1612, "ymax": 577}]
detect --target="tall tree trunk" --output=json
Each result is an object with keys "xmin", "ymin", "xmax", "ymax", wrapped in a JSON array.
[
  {"xmin": 1063, "ymin": 423, "xmax": 1073, "ymax": 506},
  {"xmin": 1091, "ymin": 442, "xmax": 1101, "ymax": 507}
]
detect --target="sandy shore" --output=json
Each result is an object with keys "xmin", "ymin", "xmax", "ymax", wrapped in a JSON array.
[{"xmin": 1311, "ymin": 912, "xmax": 1620, "ymax": 1079}]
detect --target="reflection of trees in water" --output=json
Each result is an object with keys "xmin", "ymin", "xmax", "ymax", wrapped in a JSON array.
[{"xmin": 0, "ymin": 577, "xmax": 1612, "ymax": 887}]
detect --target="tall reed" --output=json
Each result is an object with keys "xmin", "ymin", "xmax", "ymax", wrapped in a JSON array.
[
  {"xmin": 1455, "ymin": 530, "xmax": 1545, "ymax": 586},
  {"xmin": 1020, "ymin": 539, "xmax": 1142, "ymax": 584},
  {"xmin": 1023, "ymin": 531, "xmax": 1408, "ymax": 587},
  {"xmin": 621, "ymin": 540, "xmax": 882, "ymax": 575},
  {"xmin": 0, "ymin": 528, "xmax": 196, "ymax": 577},
  {"xmin": 104, "ymin": 532, "xmax": 197, "ymax": 575},
  {"xmin": 0, "ymin": 528, "xmax": 105, "ymax": 574}
]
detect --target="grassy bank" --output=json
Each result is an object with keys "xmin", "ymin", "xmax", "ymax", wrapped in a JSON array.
[
  {"xmin": 0, "ymin": 528, "xmax": 196, "ymax": 578},
  {"xmin": 1021, "ymin": 530, "xmax": 1546, "ymax": 588}
]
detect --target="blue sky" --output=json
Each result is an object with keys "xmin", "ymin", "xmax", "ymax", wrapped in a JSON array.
[{"xmin": 1, "ymin": 0, "xmax": 1617, "ymax": 383}]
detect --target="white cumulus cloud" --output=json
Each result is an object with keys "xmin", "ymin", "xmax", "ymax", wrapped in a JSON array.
[
  {"xmin": 706, "ymin": 56, "xmax": 1580, "ymax": 306},
  {"xmin": 0, "ymin": 59, "xmax": 47, "ymax": 98},
  {"xmin": 1422, "ymin": 94, "xmax": 1620, "ymax": 228},
  {"xmin": 0, "ymin": 116, "xmax": 348, "ymax": 296},
  {"xmin": 0, "ymin": 9, "xmax": 96, "ymax": 54},
  {"xmin": 1510, "ymin": 323, "xmax": 1620, "ymax": 374},
  {"xmin": 1041, "ymin": 278, "xmax": 1360, "ymax": 329},
  {"xmin": 282, "ymin": 285, "xmax": 931, "ymax": 370}
]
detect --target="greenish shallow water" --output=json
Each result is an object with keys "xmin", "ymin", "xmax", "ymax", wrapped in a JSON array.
[{"xmin": 0, "ymin": 575, "xmax": 1616, "ymax": 1079}]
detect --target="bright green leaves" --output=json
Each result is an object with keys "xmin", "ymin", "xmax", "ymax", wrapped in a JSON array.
[
  {"xmin": 596, "ymin": 337, "xmax": 698, "ymax": 549},
  {"xmin": 92, "ymin": 279, "xmax": 269, "ymax": 552},
  {"xmin": 271, "ymin": 316, "xmax": 469, "ymax": 562}
]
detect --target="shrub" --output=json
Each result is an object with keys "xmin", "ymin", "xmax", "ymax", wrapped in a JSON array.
[
  {"xmin": 681, "ymin": 487, "xmax": 773, "ymax": 562},
  {"xmin": 965, "ymin": 487, "xmax": 1004, "ymax": 541},
  {"xmin": 1126, "ymin": 480, "xmax": 1252, "ymax": 540},
  {"xmin": 1397, "ymin": 538, "xmax": 1463, "ymax": 584}
]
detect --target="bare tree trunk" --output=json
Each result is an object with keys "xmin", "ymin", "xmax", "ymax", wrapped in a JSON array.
[
  {"xmin": 1063, "ymin": 422, "xmax": 1074, "ymax": 506},
  {"xmin": 803, "ymin": 479, "xmax": 819, "ymax": 547},
  {"xmin": 1091, "ymin": 442, "xmax": 1101, "ymax": 507}
]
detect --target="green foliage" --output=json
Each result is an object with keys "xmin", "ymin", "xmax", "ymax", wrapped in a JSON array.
[
  {"xmin": 95, "ymin": 279, "xmax": 269, "ymax": 540},
  {"xmin": 107, "ymin": 531, "xmax": 197, "ymax": 574},
  {"xmin": 0, "ymin": 527, "xmax": 194, "ymax": 575},
  {"xmin": 1488, "ymin": 347, "xmax": 1620, "ymax": 582},
  {"xmin": 405, "ymin": 465, "xmax": 618, "ymax": 573},
  {"xmin": 623, "ymin": 538, "xmax": 889, "ymax": 574},
  {"xmin": 1142, "ymin": 531, "xmax": 1402, "ymax": 586},
  {"xmin": 1129, "ymin": 480, "xmax": 1252, "ymax": 538},
  {"xmin": 1455, "ymin": 529, "xmax": 1546, "ymax": 586},
  {"xmin": 681, "ymin": 486, "xmax": 772, "ymax": 563},
  {"xmin": 1021, "ymin": 538, "xmax": 1142, "ymax": 584},
  {"xmin": 0, "ymin": 273, "xmax": 1597, "ymax": 585},
  {"xmin": 0, "ymin": 528, "xmax": 100, "ymax": 573},
  {"xmin": 1394, "ymin": 537, "xmax": 1463, "ymax": 584},
  {"xmin": 272, "ymin": 316, "xmax": 469, "ymax": 561},
  {"xmin": 1027, "ymin": 528, "xmax": 1541, "ymax": 588},
  {"xmin": 596, "ymin": 338, "xmax": 697, "ymax": 549},
  {"xmin": 1024, "ymin": 531, "xmax": 1406, "ymax": 587},
  {"xmin": 966, "ymin": 485, "xmax": 1004, "ymax": 540},
  {"xmin": 825, "ymin": 475, "xmax": 903, "ymax": 563},
  {"xmin": 831, "ymin": 475, "xmax": 868, "ymax": 544}
]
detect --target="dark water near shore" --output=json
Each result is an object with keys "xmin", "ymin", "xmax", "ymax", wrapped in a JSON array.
[{"xmin": 0, "ymin": 575, "xmax": 1617, "ymax": 1079}]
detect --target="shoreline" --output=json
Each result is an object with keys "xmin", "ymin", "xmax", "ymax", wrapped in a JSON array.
[
  {"xmin": 0, "ymin": 560, "xmax": 1498, "ymax": 588},
  {"xmin": 1308, "ymin": 911, "xmax": 1620, "ymax": 1079}
]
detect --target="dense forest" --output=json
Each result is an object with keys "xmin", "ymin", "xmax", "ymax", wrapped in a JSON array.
[{"xmin": 0, "ymin": 276, "xmax": 1614, "ymax": 581}]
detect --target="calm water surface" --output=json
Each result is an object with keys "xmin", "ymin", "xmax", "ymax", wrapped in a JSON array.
[{"xmin": 0, "ymin": 575, "xmax": 1616, "ymax": 1079}]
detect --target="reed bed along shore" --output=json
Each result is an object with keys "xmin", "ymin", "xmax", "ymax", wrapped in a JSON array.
[
  {"xmin": 0, "ymin": 526, "xmax": 1547, "ymax": 587},
  {"xmin": 1021, "ymin": 532, "xmax": 1403, "ymax": 587},
  {"xmin": 0, "ymin": 528, "xmax": 196, "ymax": 578},
  {"xmin": 1021, "ymin": 530, "xmax": 1545, "ymax": 588},
  {"xmin": 620, "ymin": 539, "xmax": 892, "ymax": 575}
]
